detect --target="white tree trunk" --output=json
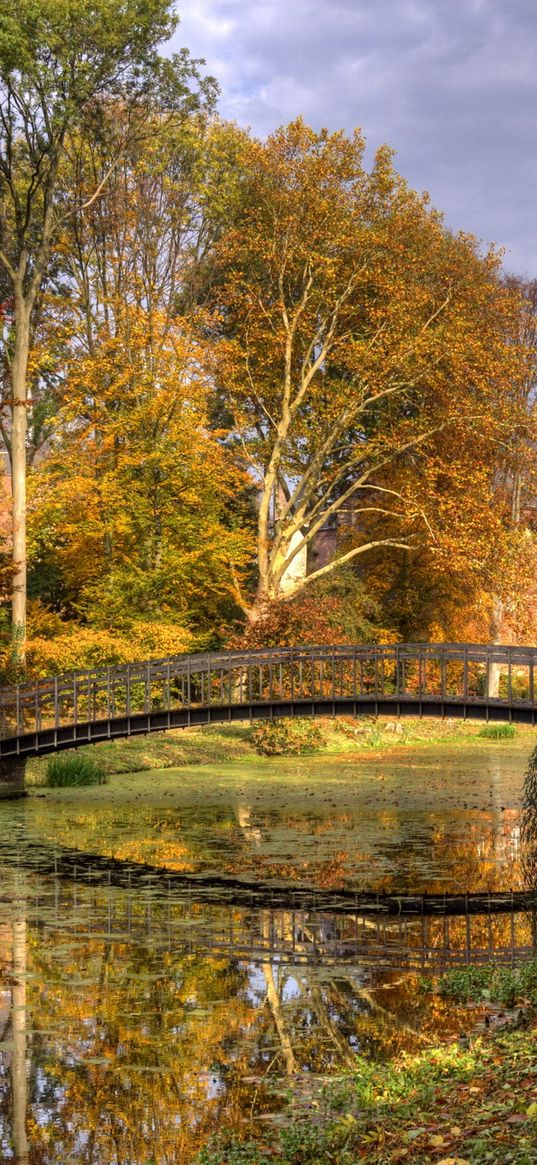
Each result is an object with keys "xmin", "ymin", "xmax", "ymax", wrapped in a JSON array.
[
  {"xmin": 10, "ymin": 306, "xmax": 30, "ymax": 668},
  {"xmin": 486, "ymin": 596, "xmax": 504, "ymax": 699},
  {"xmin": 12, "ymin": 911, "xmax": 29, "ymax": 1164}
]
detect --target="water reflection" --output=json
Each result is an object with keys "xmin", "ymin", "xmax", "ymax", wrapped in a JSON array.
[
  {"xmin": 11, "ymin": 746, "xmax": 528, "ymax": 897},
  {"xmin": 520, "ymin": 744, "xmax": 537, "ymax": 952},
  {"xmin": 0, "ymin": 744, "xmax": 536, "ymax": 1163},
  {"xmin": 1, "ymin": 834, "xmax": 537, "ymax": 1161},
  {"xmin": 1, "ymin": 829, "xmax": 536, "ymax": 970}
]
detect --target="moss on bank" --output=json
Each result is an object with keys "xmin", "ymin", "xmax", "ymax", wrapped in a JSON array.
[{"xmin": 25, "ymin": 714, "xmax": 537, "ymax": 786}]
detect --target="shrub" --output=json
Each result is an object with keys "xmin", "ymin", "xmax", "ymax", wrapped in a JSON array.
[
  {"xmin": 251, "ymin": 717, "xmax": 325, "ymax": 755},
  {"xmin": 499, "ymin": 672, "xmax": 530, "ymax": 700},
  {"xmin": 436, "ymin": 960, "xmax": 537, "ymax": 1008},
  {"xmin": 228, "ymin": 568, "xmax": 385, "ymax": 650},
  {"xmin": 478, "ymin": 723, "xmax": 516, "ymax": 740},
  {"xmin": 45, "ymin": 752, "xmax": 108, "ymax": 787}
]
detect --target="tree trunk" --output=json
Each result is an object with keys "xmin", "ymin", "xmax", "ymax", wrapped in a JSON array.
[
  {"xmin": 486, "ymin": 595, "xmax": 504, "ymax": 699},
  {"xmin": 10, "ymin": 305, "xmax": 30, "ymax": 669}
]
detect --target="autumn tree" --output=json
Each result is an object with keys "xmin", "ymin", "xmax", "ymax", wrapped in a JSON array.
[
  {"xmin": 15, "ymin": 111, "xmax": 252, "ymax": 661},
  {"xmin": 486, "ymin": 275, "xmax": 537, "ymax": 647},
  {"xmin": 28, "ymin": 303, "xmax": 252, "ymax": 648},
  {"xmin": 213, "ymin": 120, "xmax": 528, "ymax": 624},
  {"xmin": 0, "ymin": 0, "xmax": 216, "ymax": 664},
  {"xmin": 367, "ymin": 276, "xmax": 537, "ymax": 649}
]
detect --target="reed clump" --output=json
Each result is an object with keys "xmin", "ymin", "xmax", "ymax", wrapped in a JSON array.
[{"xmin": 45, "ymin": 753, "xmax": 108, "ymax": 787}]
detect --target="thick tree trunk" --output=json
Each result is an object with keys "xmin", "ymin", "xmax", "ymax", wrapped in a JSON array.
[
  {"xmin": 262, "ymin": 960, "xmax": 297, "ymax": 1075},
  {"xmin": 11, "ymin": 305, "xmax": 30, "ymax": 668}
]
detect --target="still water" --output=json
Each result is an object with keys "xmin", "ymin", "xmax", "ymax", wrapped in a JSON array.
[{"xmin": 0, "ymin": 744, "xmax": 534, "ymax": 1162}]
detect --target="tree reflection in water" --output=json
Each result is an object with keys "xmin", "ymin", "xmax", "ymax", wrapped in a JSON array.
[
  {"xmin": 0, "ymin": 877, "xmax": 28, "ymax": 1165},
  {"xmin": 1, "ymin": 740, "xmax": 536, "ymax": 1164},
  {"xmin": 521, "ymin": 744, "xmax": 537, "ymax": 951},
  {"xmin": 0, "ymin": 857, "xmax": 535, "ymax": 1162}
]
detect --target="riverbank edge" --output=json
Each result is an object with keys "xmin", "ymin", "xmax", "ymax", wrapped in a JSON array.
[
  {"xmin": 196, "ymin": 1020, "xmax": 537, "ymax": 1164},
  {"xmin": 24, "ymin": 715, "xmax": 537, "ymax": 786}
]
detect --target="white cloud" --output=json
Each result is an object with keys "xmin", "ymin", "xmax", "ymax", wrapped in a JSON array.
[{"xmin": 172, "ymin": 0, "xmax": 537, "ymax": 272}]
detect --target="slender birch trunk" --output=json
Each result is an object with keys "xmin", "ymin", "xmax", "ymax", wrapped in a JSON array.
[{"xmin": 10, "ymin": 300, "xmax": 30, "ymax": 668}]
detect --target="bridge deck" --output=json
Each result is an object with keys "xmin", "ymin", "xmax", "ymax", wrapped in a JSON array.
[{"xmin": 1, "ymin": 642, "xmax": 537, "ymax": 761}]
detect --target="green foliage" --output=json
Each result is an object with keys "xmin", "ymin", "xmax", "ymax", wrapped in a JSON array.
[
  {"xmin": 251, "ymin": 718, "xmax": 325, "ymax": 756},
  {"xmin": 0, "ymin": 0, "xmax": 178, "ymax": 98},
  {"xmin": 436, "ymin": 960, "xmax": 537, "ymax": 1008},
  {"xmin": 478, "ymin": 722, "xmax": 516, "ymax": 739},
  {"xmin": 196, "ymin": 1140, "xmax": 264, "ymax": 1165},
  {"xmin": 197, "ymin": 1125, "xmax": 352, "ymax": 1165},
  {"xmin": 45, "ymin": 752, "xmax": 107, "ymax": 787},
  {"xmin": 350, "ymin": 1043, "xmax": 476, "ymax": 1113},
  {"xmin": 279, "ymin": 1123, "xmax": 351, "ymax": 1164}
]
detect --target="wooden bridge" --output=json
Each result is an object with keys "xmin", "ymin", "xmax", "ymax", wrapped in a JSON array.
[{"xmin": 1, "ymin": 641, "xmax": 536, "ymax": 795}]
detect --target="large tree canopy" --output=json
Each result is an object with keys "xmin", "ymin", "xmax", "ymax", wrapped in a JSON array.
[{"xmin": 212, "ymin": 120, "xmax": 529, "ymax": 620}]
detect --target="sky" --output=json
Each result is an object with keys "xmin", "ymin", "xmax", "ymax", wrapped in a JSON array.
[{"xmin": 172, "ymin": 0, "xmax": 537, "ymax": 276}]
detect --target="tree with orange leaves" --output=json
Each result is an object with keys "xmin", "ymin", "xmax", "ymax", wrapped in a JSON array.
[
  {"xmin": 212, "ymin": 119, "xmax": 529, "ymax": 624},
  {"xmin": 28, "ymin": 303, "xmax": 252, "ymax": 641}
]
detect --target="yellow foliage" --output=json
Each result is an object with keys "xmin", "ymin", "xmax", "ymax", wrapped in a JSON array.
[{"xmin": 22, "ymin": 618, "xmax": 193, "ymax": 678}]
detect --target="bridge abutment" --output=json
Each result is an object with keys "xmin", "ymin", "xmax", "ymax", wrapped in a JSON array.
[{"xmin": 0, "ymin": 758, "xmax": 27, "ymax": 799}]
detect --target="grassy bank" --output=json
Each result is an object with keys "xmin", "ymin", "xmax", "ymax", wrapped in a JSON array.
[
  {"xmin": 25, "ymin": 714, "xmax": 537, "ymax": 786},
  {"xmin": 197, "ymin": 1026, "xmax": 537, "ymax": 1164},
  {"xmin": 197, "ymin": 965, "xmax": 537, "ymax": 1165}
]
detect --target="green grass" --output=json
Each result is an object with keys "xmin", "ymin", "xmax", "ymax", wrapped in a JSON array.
[
  {"xmin": 45, "ymin": 752, "xmax": 108, "ymax": 787},
  {"xmin": 478, "ymin": 722, "xmax": 516, "ymax": 740},
  {"xmin": 25, "ymin": 714, "xmax": 530, "ymax": 788}
]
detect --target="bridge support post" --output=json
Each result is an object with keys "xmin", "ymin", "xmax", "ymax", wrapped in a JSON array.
[{"xmin": 0, "ymin": 758, "xmax": 27, "ymax": 799}]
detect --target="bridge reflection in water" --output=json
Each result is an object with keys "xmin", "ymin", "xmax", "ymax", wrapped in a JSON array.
[{"xmin": 3, "ymin": 839, "xmax": 537, "ymax": 974}]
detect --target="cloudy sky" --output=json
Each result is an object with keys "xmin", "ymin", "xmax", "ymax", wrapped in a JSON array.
[{"xmin": 172, "ymin": 0, "xmax": 537, "ymax": 275}]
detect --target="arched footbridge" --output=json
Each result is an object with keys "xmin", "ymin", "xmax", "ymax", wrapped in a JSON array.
[{"xmin": 1, "ymin": 642, "xmax": 536, "ymax": 794}]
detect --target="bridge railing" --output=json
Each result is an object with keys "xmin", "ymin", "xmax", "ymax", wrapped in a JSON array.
[{"xmin": 1, "ymin": 642, "xmax": 536, "ymax": 742}]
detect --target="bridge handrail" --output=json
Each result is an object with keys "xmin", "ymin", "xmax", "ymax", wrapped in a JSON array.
[
  {"xmin": 0, "ymin": 641, "xmax": 536, "ymax": 749},
  {"xmin": 2, "ymin": 640, "xmax": 536, "ymax": 700}
]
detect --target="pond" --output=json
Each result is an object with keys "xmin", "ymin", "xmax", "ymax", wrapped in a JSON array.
[{"xmin": 0, "ymin": 741, "xmax": 536, "ymax": 1162}]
